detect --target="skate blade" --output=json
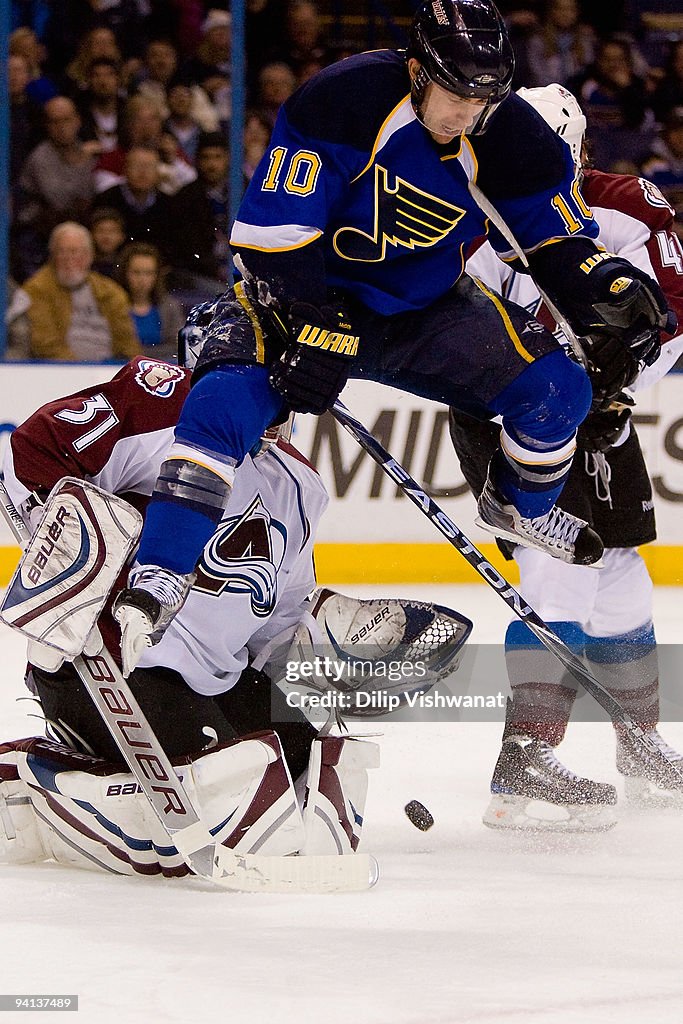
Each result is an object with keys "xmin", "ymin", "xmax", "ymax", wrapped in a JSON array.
[
  {"xmin": 623, "ymin": 774, "xmax": 683, "ymax": 810},
  {"xmin": 482, "ymin": 793, "xmax": 618, "ymax": 833},
  {"xmin": 475, "ymin": 515, "xmax": 604, "ymax": 569}
]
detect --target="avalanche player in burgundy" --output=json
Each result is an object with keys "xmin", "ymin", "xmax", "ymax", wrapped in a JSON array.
[
  {"xmin": 2, "ymin": 355, "xmax": 326, "ymax": 770},
  {"xmin": 450, "ymin": 84, "xmax": 683, "ymax": 830},
  {"xmin": 0, "ymin": 357, "xmax": 352, "ymax": 876},
  {"xmin": 0, "ymin": 353, "xmax": 468, "ymax": 876}
]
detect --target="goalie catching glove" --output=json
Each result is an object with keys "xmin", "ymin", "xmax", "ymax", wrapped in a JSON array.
[
  {"xmin": 269, "ymin": 301, "xmax": 359, "ymax": 415},
  {"xmin": 279, "ymin": 589, "xmax": 473, "ymax": 717}
]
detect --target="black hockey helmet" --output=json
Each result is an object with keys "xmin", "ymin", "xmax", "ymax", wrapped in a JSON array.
[{"xmin": 407, "ymin": 0, "xmax": 515, "ymax": 134}]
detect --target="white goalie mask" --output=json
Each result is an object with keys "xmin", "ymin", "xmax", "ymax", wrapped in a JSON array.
[
  {"xmin": 517, "ymin": 83, "xmax": 586, "ymax": 169},
  {"xmin": 178, "ymin": 299, "xmax": 294, "ymax": 451}
]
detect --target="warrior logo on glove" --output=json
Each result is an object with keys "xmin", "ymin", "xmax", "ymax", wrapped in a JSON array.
[
  {"xmin": 269, "ymin": 299, "xmax": 360, "ymax": 415},
  {"xmin": 295, "ymin": 320, "xmax": 359, "ymax": 356}
]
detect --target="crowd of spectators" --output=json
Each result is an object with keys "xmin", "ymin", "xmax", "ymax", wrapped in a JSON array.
[
  {"xmin": 501, "ymin": 0, "xmax": 683, "ymax": 224},
  {"xmin": 6, "ymin": 0, "xmax": 683, "ymax": 362}
]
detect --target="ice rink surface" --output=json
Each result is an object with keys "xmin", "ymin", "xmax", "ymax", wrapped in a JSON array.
[{"xmin": 1, "ymin": 584, "xmax": 682, "ymax": 1024}]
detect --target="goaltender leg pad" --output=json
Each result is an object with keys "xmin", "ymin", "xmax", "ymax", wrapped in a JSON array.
[
  {"xmin": 0, "ymin": 479, "xmax": 142, "ymax": 658},
  {"xmin": 0, "ymin": 732, "xmax": 303, "ymax": 877},
  {"xmin": 190, "ymin": 730, "xmax": 304, "ymax": 857},
  {"xmin": 0, "ymin": 743, "xmax": 47, "ymax": 864},
  {"xmin": 2, "ymin": 738, "xmax": 188, "ymax": 876},
  {"xmin": 301, "ymin": 737, "xmax": 380, "ymax": 855}
]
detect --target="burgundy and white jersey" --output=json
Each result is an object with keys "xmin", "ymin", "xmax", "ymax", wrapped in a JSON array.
[
  {"xmin": 4, "ymin": 358, "xmax": 191, "ymax": 519},
  {"xmin": 2, "ymin": 357, "xmax": 329, "ymax": 696},
  {"xmin": 466, "ymin": 170, "xmax": 683, "ymax": 389}
]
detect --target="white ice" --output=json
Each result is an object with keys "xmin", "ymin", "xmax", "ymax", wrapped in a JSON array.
[{"xmin": 1, "ymin": 585, "xmax": 683, "ymax": 1024}]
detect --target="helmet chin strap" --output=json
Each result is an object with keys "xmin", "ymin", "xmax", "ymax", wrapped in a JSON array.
[
  {"xmin": 410, "ymin": 95, "xmax": 442, "ymax": 134},
  {"xmin": 412, "ymin": 103, "xmax": 462, "ymax": 139}
]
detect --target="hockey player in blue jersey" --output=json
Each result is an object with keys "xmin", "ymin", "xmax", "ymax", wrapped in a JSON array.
[{"xmin": 112, "ymin": 0, "xmax": 674, "ymax": 674}]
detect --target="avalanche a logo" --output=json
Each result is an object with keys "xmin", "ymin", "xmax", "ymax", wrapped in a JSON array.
[
  {"xmin": 193, "ymin": 496, "xmax": 287, "ymax": 616},
  {"xmin": 134, "ymin": 359, "xmax": 187, "ymax": 397}
]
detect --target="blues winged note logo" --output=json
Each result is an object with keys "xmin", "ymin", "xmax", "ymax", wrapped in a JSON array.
[{"xmin": 333, "ymin": 164, "xmax": 466, "ymax": 263}]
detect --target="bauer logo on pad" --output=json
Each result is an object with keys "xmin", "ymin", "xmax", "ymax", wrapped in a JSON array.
[
  {"xmin": 22, "ymin": 504, "xmax": 77, "ymax": 585},
  {"xmin": 0, "ymin": 478, "xmax": 142, "ymax": 657}
]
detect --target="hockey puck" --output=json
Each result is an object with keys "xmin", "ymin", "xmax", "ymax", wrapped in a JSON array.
[{"xmin": 404, "ymin": 800, "xmax": 434, "ymax": 831}]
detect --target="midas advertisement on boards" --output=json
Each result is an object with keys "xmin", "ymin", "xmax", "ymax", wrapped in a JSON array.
[{"xmin": 1, "ymin": 365, "xmax": 682, "ymax": 584}]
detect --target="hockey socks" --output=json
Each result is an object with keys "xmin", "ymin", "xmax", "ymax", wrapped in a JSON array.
[
  {"xmin": 584, "ymin": 621, "xmax": 659, "ymax": 728},
  {"xmin": 504, "ymin": 618, "xmax": 583, "ymax": 747},
  {"xmin": 503, "ymin": 618, "xmax": 659, "ymax": 746}
]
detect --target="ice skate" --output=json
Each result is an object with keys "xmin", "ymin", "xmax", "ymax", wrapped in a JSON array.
[
  {"xmin": 476, "ymin": 476, "xmax": 604, "ymax": 566},
  {"xmin": 616, "ymin": 727, "xmax": 683, "ymax": 809},
  {"xmin": 483, "ymin": 734, "xmax": 617, "ymax": 832},
  {"xmin": 114, "ymin": 565, "xmax": 195, "ymax": 638},
  {"xmin": 113, "ymin": 565, "xmax": 196, "ymax": 675}
]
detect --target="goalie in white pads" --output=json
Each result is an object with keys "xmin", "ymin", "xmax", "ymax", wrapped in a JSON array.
[{"xmin": 0, "ymin": 350, "xmax": 470, "ymax": 876}]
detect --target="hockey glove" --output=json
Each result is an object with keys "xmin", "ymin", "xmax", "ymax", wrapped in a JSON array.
[
  {"xmin": 569, "ymin": 256, "xmax": 674, "ymax": 408},
  {"xmin": 577, "ymin": 406, "xmax": 632, "ymax": 454},
  {"xmin": 269, "ymin": 301, "xmax": 359, "ymax": 415}
]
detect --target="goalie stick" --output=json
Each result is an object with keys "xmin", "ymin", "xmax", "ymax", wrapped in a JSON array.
[
  {"xmin": 0, "ymin": 479, "xmax": 377, "ymax": 893},
  {"xmin": 330, "ymin": 400, "xmax": 683, "ymax": 788}
]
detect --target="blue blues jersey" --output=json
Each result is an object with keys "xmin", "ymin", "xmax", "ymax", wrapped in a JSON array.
[{"xmin": 231, "ymin": 49, "xmax": 599, "ymax": 315}]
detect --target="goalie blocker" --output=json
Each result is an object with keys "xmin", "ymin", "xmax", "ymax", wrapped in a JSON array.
[{"xmin": 0, "ymin": 478, "xmax": 142, "ymax": 672}]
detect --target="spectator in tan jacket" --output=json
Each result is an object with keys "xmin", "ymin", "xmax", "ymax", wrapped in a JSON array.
[{"xmin": 23, "ymin": 222, "xmax": 141, "ymax": 362}]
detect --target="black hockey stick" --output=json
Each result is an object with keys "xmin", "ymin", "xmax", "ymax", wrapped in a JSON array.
[{"xmin": 331, "ymin": 399, "xmax": 683, "ymax": 785}]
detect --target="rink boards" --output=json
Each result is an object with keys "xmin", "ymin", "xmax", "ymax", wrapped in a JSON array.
[{"xmin": 1, "ymin": 363, "xmax": 682, "ymax": 584}]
